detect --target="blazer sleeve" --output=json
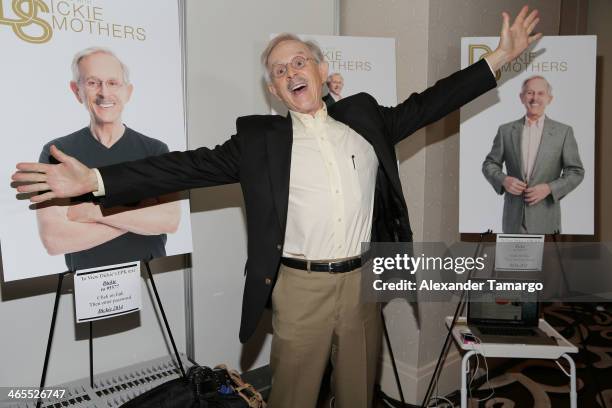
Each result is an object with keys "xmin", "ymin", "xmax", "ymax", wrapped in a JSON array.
[
  {"xmin": 548, "ymin": 126, "xmax": 585, "ymax": 202},
  {"xmin": 482, "ymin": 126, "xmax": 507, "ymax": 195},
  {"xmin": 379, "ymin": 59, "xmax": 497, "ymax": 145},
  {"xmin": 98, "ymin": 133, "xmax": 241, "ymax": 208}
]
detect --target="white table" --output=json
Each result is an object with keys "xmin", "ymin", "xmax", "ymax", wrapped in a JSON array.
[{"xmin": 445, "ymin": 317, "xmax": 579, "ymax": 408}]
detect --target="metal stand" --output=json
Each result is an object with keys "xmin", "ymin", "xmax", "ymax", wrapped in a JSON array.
[
  {"xmin": 420, "ymin": 230, "xmax": 491, "ymax": 408},
  {"xmin": 381, "ymin": 309, "xmax": 406, "ymax": 406},
  {"xmin": 37, "ymin": 271, "xmax": 71, "ymax": 408},
  {"xmin": 36, "ymin": 261, "xmax": 186, "ymax": 408},
  {"xmin": 144, "ymin": 261, "xmax": 186, "ymax": 377},
  {"xmin": 89, "ymin": 322, "xmax": 94, "ymax": 388}
]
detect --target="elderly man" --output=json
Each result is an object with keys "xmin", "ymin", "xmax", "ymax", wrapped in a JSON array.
[
  {"xmin": 482, "ymin": 75, "xmax": 584, "ymax": 234},
  {"xmin": 36, "ymin": 47, "xmax": 181, "ymax": 270},
  {"xmin": 13, "ymin": 7, "xmax": 540, "ymax": 408},
  {"xmin": 323, "ymin": 72, "xmax": 344, "ymax": 107}
]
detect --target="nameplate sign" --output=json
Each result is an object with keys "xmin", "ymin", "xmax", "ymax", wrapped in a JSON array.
[
  {"xmin": 74, "ymin": 261, "xmax": 141, "ymax": 323},
  {"xmin": 495, "ymin": 234, "xmax": 545, "ymax": 271}
]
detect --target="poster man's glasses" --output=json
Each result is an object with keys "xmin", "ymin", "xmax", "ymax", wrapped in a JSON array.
[{"xmin": 80, "ymin": 78, "xmax": 125, "ymax": 91}]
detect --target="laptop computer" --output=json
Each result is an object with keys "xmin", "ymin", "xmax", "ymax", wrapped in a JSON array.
[{"xmin": 467, "ymin": 278, "xmax": 556, "ymax": 345}]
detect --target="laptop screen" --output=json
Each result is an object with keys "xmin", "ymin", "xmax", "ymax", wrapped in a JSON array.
[{"xmin": 467, "ymin": 279, "xmax": 539, "ymax": 327}]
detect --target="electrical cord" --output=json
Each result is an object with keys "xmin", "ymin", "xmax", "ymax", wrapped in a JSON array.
[
  {"xmin": 470, "ymin": 335, "xmax": 495, "ymax": 403},
  {"xmin": 426, "ymin": 395, "xmax": 454, "ymax": 407}
]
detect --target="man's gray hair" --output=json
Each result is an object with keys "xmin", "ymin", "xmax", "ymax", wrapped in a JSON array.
[
  {"xmin": 521, "ymin": 75, "xmax": 552, "ymax": 96},
  {"xmin": 327, "ymin": 72, "xmax": 343, "ymax": 84},
  {"xmin": 71, "ymin": 46, "xmax": 131, "ymax": 84},
  {"xmin": 260, "ymin": 33, "xmax": 324, "ymax": 83}
]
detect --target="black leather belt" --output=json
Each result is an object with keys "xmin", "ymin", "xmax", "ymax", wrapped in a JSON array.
[{"xmin": 281, "ymin": 257, "xmax": 362, "ymax": 273}]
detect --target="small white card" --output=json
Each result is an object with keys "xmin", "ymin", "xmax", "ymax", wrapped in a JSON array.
[
  {"xmin": 495, "ymin": 234, "xmax": 545, "ymax": 271},
  {"xmin": 74, "ymin": 261, "xmax": 141, "ymax": 323}
]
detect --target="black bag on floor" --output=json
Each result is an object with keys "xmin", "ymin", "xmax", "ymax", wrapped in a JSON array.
[{"xmin": 121, "ymin": 364, "xmax": 258, "ymax": 408}]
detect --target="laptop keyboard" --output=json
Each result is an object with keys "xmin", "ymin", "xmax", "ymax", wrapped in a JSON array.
[{"xmin": 478, "ymin": 327, "xmax": 537, "ymax": 337}]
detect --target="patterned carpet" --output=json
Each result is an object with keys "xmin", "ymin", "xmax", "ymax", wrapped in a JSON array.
[{"xmin": 468, "ymin": 304, "xmax": 612, "ymax": 407}]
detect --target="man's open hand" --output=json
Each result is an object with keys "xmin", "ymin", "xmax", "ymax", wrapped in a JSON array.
[
  {"xmin": 485, "ymin": 5, "xmax": 543, "ymax": 72},
  {"xmin": 11, "ymin": 145, "xmax": 98, "ymax": 203}
]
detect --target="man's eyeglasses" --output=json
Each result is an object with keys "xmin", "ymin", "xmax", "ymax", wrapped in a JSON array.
[
  {"xmin": 81, "ymin": 78, "xmax": 125, "ymax": 90},
  {"xmin": 270, "ymin": 55, "xmax": 316, "ymax": 79}
]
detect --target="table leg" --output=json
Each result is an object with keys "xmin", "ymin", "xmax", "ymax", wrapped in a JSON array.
[
  {"xmin": 461, "ymin": 350, "xmax": 477, "ymax": 408},
  {"xmin": 561, "ymin": 353, "xmax": 577, "ymax": 408}
]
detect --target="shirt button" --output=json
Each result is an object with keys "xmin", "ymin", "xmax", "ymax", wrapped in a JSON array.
[
  {"xmin": 276, "ymin": 244, "xmax": 282, "ymax": 250},
  {"xmin": 337, "ymin": 218, "xmax": 342, "ymax": 222},
  {"xmin": 265, "ymin": 278, "xmax": 272, "ymax": 285}
]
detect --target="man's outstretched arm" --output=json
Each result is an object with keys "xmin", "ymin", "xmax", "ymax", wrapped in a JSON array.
[
  {"xmin": 13, "ymin": 132, "xmax": 241, "ymax": 205},
  {"xmin": 382, "ymin": 5, "xmax": 542, "ymax": 146}
]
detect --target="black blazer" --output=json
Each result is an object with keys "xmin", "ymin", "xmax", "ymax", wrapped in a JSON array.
[
  {"xmin": 323, "ymin": 92, "xmax": 336, "ymax": 108},
  {"xmin": 99, "ymin": 59, "xmax": 496, "ymax": 342}
]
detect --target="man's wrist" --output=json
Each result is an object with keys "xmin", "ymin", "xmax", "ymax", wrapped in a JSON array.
[
  {"xmin": 91, "ymin": 168, "xmax": 105, "ymax": 197},
  {"xmin": 484, "ymin": 49, "xmax": 510, "ymax": 73}
]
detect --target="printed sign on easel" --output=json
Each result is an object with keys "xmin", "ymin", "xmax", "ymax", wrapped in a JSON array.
[{"xmin": 74, "ymin": 261, "xmax": 141, "ymax": 322}]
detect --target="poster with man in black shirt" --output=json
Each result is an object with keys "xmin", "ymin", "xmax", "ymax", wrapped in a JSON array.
[{"xmin": 37, "ymin": 46, "xmax": 181, "ymax": 271}]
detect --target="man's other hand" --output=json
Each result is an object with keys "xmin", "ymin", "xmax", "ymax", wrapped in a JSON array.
[
  {"xmin": 485, "ymin": 5, "xmax": 543, "ymax": 72},
  {"xmin": 12, "ymin": 145, "xmax": 98, "ymax": 203},
  {"xmin": 503, "ymin": 176, "xmax": 527, "ymax": 196},
  {"xmin": 524, "ymin": 183, "xmax": 551, "ymax": 206}
]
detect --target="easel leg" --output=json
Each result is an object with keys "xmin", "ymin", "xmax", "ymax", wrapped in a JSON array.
[
  {"xmin": 37, "ymin": 272, "xmax": 67, "ymax": 408},
  {"xmin": 144, "ymin": 261, "xmax": 186, "ymax": 377},
  {"xmin": 89, "ymin": 322, "xmax": 94, "ymax": 388},
  {"xmin": 381, "ymin": 308, "xmax": 405, "ymax": 405}
]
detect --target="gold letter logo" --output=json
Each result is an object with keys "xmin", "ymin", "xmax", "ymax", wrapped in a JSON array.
[
  {"xmin": 469, "ymin": 44, "xmax": 500, "ymax": 81},
  {"xmin": 0, "ymin": 0, "xmax": 53, "ymax": 44}
]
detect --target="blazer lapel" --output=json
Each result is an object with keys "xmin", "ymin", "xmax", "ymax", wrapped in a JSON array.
[
  {"xmin": 510, "ymin": 119, "xmax": 525, "ymax": 180},
  {"xmin": 529, "ymin": 116, "xmax": 552, "ymax": 182},
  {"xmin": 265, "ymin": 115, "xmax": 293, "ymax": 233}
]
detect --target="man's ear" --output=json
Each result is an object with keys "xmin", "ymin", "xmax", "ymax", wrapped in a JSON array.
[
  {"xmin": 267, "ymin": 82, "xmax": 280, "ymax": 100},
  {"xmin": 126, "ymin": 83, "xmax": 134, "ymax": 102},
  {"xmin": 318, "ymin": 61, "xmax": 329, "ymax": 85},
  {"xmin": 70, "ymin": 81, "xmax": 83, "ymax": 103}
]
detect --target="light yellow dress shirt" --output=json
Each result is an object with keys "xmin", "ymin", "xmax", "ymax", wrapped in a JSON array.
[{"xmin": 282, "ymin": 105, "xmax": 378, "ymax": 260}]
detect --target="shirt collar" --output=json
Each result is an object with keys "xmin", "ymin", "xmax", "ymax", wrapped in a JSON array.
[
  {"xmin": 289, "ymin": 104, "xmax": 328, "ymax": 127},
  {"xmin": 524, "ymin": 115, "xmax": 545, "ymax": 128}
]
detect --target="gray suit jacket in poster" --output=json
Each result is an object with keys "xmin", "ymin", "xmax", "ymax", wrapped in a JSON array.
[{"xmin": 482, "ymin": 116, "xmax": 585, "ymax": 234}]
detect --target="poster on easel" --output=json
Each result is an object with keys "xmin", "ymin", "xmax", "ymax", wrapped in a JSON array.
[
  {"xmin": 459, "ymin": 36, "xmax": 596, "ymax": 235},
  {"xmin": 0, "ymin": 0, "xmax": 193, "ymax": 281}
]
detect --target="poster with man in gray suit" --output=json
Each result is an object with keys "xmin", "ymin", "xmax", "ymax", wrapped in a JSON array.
[{"xmin": 482, "ymin": 75, "xmax": 584, "ymax": 234}]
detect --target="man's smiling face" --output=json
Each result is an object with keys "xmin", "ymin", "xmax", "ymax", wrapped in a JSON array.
[
  {"xmin": 71, "ymin": 52, "xmax": 133, "ymax": 127},
  {"xmin": 266, "ymin": 40, "xmax": 328, "ymax": 116},
  {"xmin": 520, "ymin": 77, "xmax": 552, "ymax": 120}
]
